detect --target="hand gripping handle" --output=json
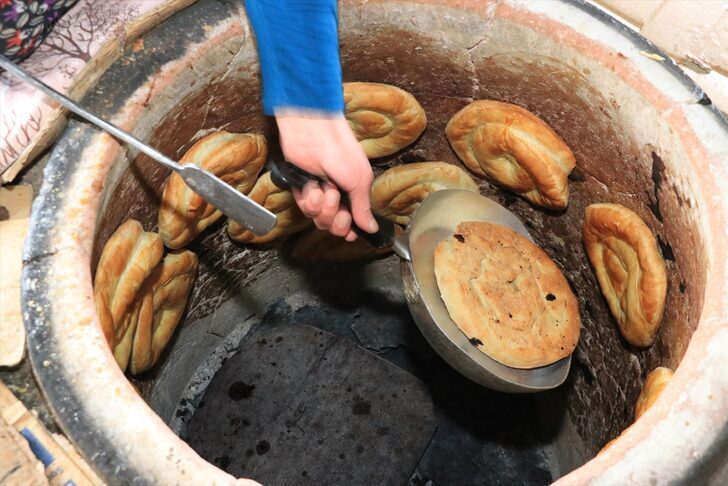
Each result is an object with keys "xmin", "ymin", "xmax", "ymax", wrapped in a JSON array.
[{"xmin": 269, "ymin": 159, "xmax": 394, "ymax": 249}]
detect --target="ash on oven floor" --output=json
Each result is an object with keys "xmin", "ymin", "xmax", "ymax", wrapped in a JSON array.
[{"xmin": 185, "ymin": 322, "xmax": 437, "ymax": 485}]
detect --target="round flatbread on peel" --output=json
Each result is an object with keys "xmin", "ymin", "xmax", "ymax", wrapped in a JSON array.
[{"xmin": 434, "ymin": 221, "xmax": 580, "ymax": 368}]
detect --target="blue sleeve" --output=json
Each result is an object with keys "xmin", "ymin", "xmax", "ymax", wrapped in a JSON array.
[{"xmin": 243, "ymin": 0, "xmax": 345, "ymax": 115}]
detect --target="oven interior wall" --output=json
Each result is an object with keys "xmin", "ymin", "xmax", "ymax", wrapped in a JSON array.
[{"xmin": 89, "ymin": 0, "xmax": 707, "ymax": 479}]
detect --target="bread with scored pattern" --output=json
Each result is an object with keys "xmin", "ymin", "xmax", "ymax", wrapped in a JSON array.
[
  {"xmin": 158, "ymin": 131, "xmax": 266, "ymax": 249},
  {"xmin": 446, "ymin": 100, "xmax": 575, "ymax": 209},
  {"xmin": 434, "ymin": 221, "xmax": 580, "ymax": 368},
  {"xmin": 344, "ymin": 82, "xmax": 426, "ymax": 158}
]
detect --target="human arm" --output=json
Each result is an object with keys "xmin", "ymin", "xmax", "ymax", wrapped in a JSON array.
[{"xmin": 243, "ymin": 0, "xmax": 377, "ymax": 239}]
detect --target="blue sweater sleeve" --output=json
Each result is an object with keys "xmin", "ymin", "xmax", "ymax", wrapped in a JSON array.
[{"xmin": 243, "ymin": 0, "xmax": 345, "ymax": 115}]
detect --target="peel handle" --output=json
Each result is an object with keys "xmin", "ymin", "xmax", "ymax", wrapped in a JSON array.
[{"xmin": 269, "ymin": 159, "xmax": 394, "ymax": 249}]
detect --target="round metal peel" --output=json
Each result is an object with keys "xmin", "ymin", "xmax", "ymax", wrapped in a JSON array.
[
  {"xmin": 270, "ymin": 160, "xmax": 571, "ymax": 392},
  {"xmin": 401, "ymin": 189, "xmax": 572, "ymax": 392}
]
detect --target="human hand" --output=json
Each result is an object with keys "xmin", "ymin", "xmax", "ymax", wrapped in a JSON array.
[{"xmin": 275, "ymin": 110, "xmax": 378, "ymax": 241}]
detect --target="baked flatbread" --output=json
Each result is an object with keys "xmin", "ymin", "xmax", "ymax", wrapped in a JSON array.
[
  {"xmin": 446, "ymin": 100, "xmax": 576, "ymax": 209},
  {"xmin": 93, "ymin": 219, "xmax": 163, "ymax": 369},
  {"xmin": 158, "ymin": 131, "xmax": 266, "ymax": 249},
  {"xmin": 583, "ymin": 203, "xmax": 667, "ymax": 347},
  {"xmin": 345, "ymin": 82, "xmax": 426, "ymax": 158},
  {"xmin": 635, "ymin": 367, "xmax": 673, "ymax": 420},
  {"xmin": 371, "ymin": 161, "xmax": 479, "ymax": 225},
  {"xmin": 129, "ymin": 250, "xmax": 198, "ymax": 375},
  {"xmin": 434, "ymin": 221, "xmax": 580, "ymax": 368},
  {"xmin": 228, "ymin": 171, "xmax": 312, "ymax": 244},
  {"xmin": 599, "ymin": 366, "xmax": 674, "ymax": 454}
]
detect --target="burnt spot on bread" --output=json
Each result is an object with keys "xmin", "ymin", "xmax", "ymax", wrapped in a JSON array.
[
  {"xmin": 679, "ymin": 281, "xmax": 686, "ymax": 293},
  {"xmin": 545, "ymin": 293, "xmax": 556, "ymax": 301},
  {"xmin": 0, "ymin": 206, "xmax": 8, "ymax": 221},
  {"xmin": 454, "ymin": 233, "xmax": 465, "ymax": 243},
  {"xmin": 469, "ymin": 337, "xmax": 483, "ymax": 346}
]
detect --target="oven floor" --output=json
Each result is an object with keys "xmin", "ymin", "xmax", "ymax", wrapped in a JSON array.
[
  {"xmin": 186, "ymin": 322, "xmax": 437, "ymax": 485},
  {"xmin": 183, "ymin": 296, "xmax": 555, "ymax": 485}
]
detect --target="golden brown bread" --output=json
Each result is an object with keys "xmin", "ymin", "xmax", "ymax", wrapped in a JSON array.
[
  {"xmin": 344, "ymin": 82, "xmax": 426, "ymax": 158},
  {"xmin": 227, "ymin": 171, "xmax": 312, "ymax": 244},
  {"xmin": 113, "ymin": 301, "xmax": 142, "ymax": 372},
  {"xmin": 434, "ymin": 221, "xmax": 580, "ymax": 368},
  {"xmin": 129, "ymin": 250, "xmax": 198, "ymax": 375},
  {"xmin": 93, "ymin": 219, "xmax": 164, "ymax": 370},
  {"xmin": 635, "ymin": 367, "xmax": 673, "ymax": 420},
  {"xmin": 370, "ymin": 162, "xmax": 479, "ymax": 225},
  {"xmin": 583, "ymin": 203, "xmax": 667, "ymax": 347},
  {"xmin": 292, "ymin": 229, "xmax": 393, "ymax": 262},
  {"xmin": 599, "ymin": 366, "xmax": 674, "ymax": 454},
  {"xmin": 445, "ymin": 100, "xmax": 576, "ymax": 209},
  {"xmin": 158, "ymin": 131, "xmax": 267, "ymax": 249}
]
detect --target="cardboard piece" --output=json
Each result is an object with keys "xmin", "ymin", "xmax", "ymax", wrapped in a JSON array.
[
  {"xmin": 0, "ymin": 381, "xmax": 103, "ymax": 485},
  {"xmin": 0, "ymin": 185, "xmax": 33, "ymax": 367},
  {"xmin": 0, "ymin": 414, "xmax": 47, "ymax": 486}
]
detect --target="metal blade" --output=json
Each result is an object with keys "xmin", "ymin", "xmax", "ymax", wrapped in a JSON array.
[
  {"xmin": 180, "ymin": 165, "xmax": 276, "ymax": 235},
  {"xmin": 0, "ymin": 54, "xmax": 277, "ymax": 236}
]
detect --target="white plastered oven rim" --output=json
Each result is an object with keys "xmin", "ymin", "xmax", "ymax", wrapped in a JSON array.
[{"xmin": 20, "ymin": 0, "xmax": 728, "ymax": 484}]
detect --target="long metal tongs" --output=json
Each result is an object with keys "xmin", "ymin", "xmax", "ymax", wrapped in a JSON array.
[{"xmin": 0, "ymin": 55, "xmax": 277, "ymax": 236}]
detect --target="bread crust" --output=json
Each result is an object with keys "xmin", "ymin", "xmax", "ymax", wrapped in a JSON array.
[
  {"xmin": 371, "ymin": 161, "xmax": 479, "ymax": 225},
  {"xmin": 445, "ymin": 100, "xmax": 576, "ymax": 208},
  {"xmin": 129, "ymin": 250, "xmax": 198, "ymax": 375},
  {"xmin": 634, "ymin": 367, "xmax": 673, "ymax": 420},
  {"xmin": 93, "ymin": 219, "xmax": 164, "ymax": 369},
  {"xmin": 599, "ymin": 366, "xmax": 674, "ymax": 454},
  {"xmin": 158, "ymin": 131, "xmax": 267, "ymax": 249},
  {"xmin": 582, "ymin": 203, "xmax": 667, "ymax": 347},
  {"xmin": 434, "ymin": 221, "xmax": 580, "ymax": 368},
  {"xmin": 228, "ymin": 171, "xmax": 312, "ymax": 244},
  {"xmin": 344, "ymin": 82, "xmax": 426, "ymax": 158}
]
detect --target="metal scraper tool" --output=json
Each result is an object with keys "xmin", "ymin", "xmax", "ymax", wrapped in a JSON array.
[{"xmin": 0, "ymin": 55, "xmax": 277, "ymax": 236}]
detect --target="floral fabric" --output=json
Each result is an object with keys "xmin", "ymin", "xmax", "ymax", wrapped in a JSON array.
[
  {"xmin": 0, "ymin": 0, "xmax": 79, "ymax": 61},
  {"xmin": 1, "ymin": 0, "xmax": 173, "ymax": 181}
]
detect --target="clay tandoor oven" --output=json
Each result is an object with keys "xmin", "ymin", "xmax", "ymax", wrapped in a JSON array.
[{"xmin": 21, "ymin": 0, "xmax": 728, "ymax": 484}]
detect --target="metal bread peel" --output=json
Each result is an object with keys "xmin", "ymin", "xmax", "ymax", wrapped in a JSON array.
[
  {"xmin": 270, "ymin": 160, "xmax": 572, "ymax": 393},
  {"xmin": 0, "ymin": 55, "xmax": 277, "ymax": 236},
  {"xmin": 401, "ymin": 189, "xmax": 572, "ymax": 393}
]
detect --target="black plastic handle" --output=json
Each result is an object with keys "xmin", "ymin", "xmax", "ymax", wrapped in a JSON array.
[{"xmin": 269, "ymin": 159, "xmax": 394, "ymax": 249}]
